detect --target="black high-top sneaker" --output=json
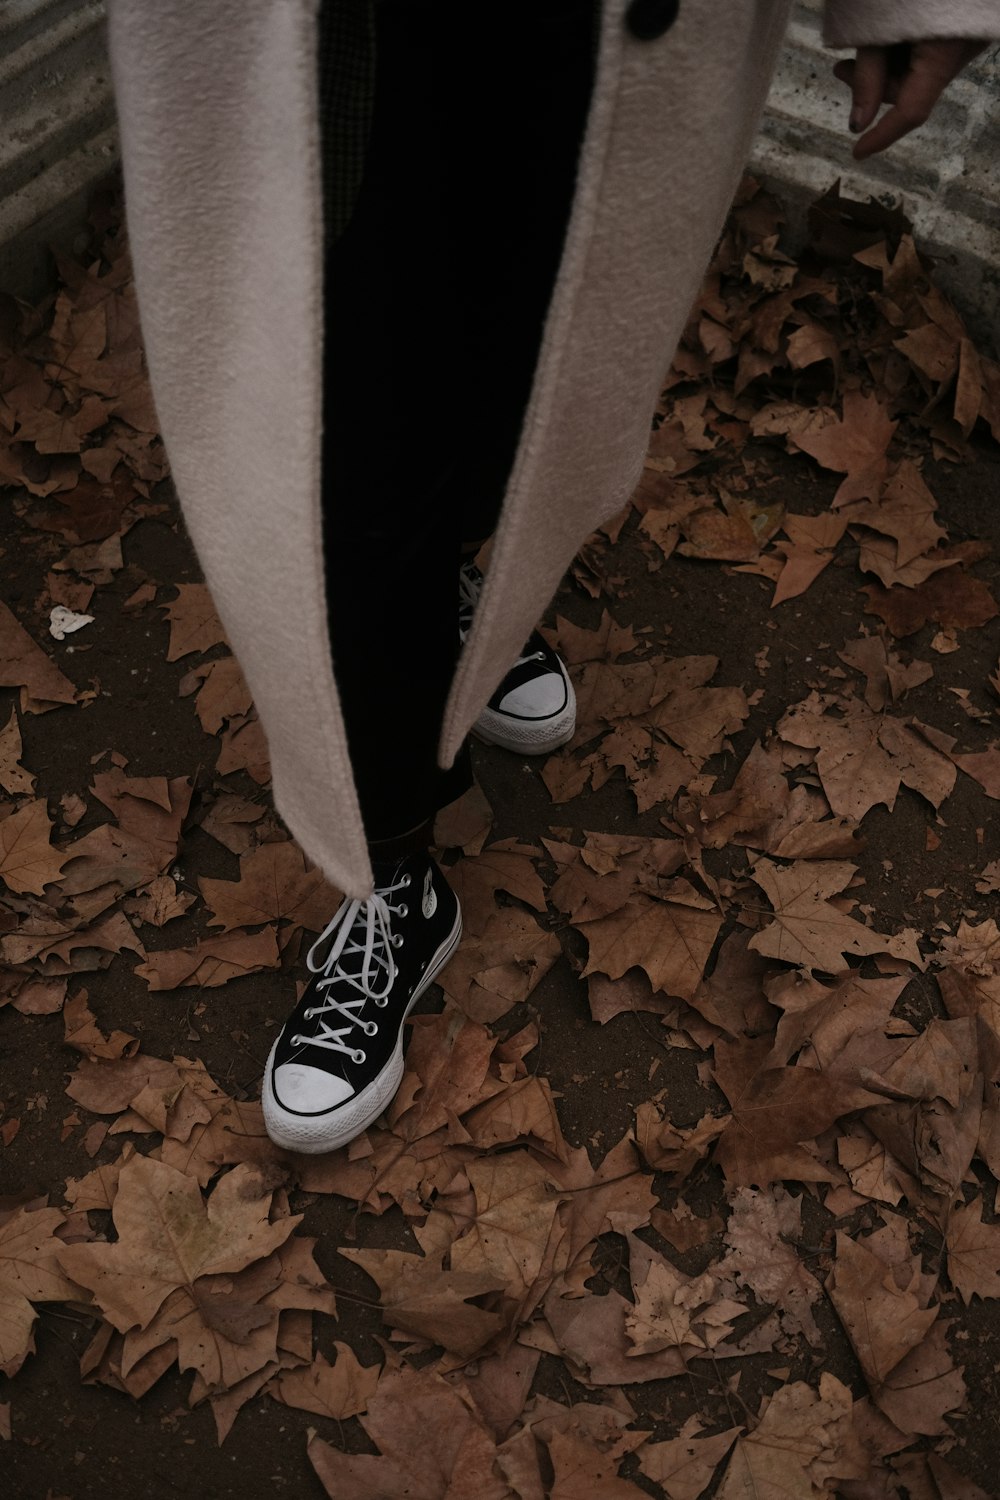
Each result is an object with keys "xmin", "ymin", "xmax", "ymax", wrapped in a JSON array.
[
  {"xmin": 459, "ymin": 560, "xmax": 576, "ymax": 754},
  {"xmin": 262, "ymin": 850, "xmax": 461, "ymax": 1153}
]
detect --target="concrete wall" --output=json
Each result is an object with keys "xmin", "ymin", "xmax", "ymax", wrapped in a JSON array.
[
  {"xmin": 0, "ymin": 0, "xmax": 997, "ymax": 325},
  {"xmin": 752, "ymin": 1, "xmax": 1000, "ymax": 337},
  {"xmin": 0, "ymin": 0, "xmax": 115, "ymax": 300}
]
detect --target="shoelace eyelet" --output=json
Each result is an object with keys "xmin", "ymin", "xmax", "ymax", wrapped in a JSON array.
[
  {"xmin": 352, "ymin": 1048, "xmax": 366, "ymax": 1065},
  {"xmin": 375, "ymin": 996, "xmax": 389, "ymax": 1007},
  {"xmin": 401, "ymin": 875, "xmax": 411, "ymax": 888},
  {"xmin": 362, "ymin": 1021, "xmax": 378, "ymax": 1037},
  {"xmin": 396, "ymin": 902, "xmax": 408, "ymax": 918},
  {"xmin": 392, "ymin": 934, "xmax": 404, "ymax": 948},
  {"xmin": 291, "ymin": 1034, "xmax": 303, "ymax": 1046}
]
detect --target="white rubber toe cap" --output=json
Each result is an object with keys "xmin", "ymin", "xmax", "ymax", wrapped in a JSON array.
[
  {"xmin": 498, "ymin": 671, "xmax": 568, "ymax": 718},
  {"xmin": 271, "ymin": 1062, "xmax": 355, "ymax": 1114}
]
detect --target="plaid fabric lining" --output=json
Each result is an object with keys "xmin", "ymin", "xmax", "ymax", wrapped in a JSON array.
[{"xmin": 317, "ymin": 0, "xmax": 376, "ymax": 245}]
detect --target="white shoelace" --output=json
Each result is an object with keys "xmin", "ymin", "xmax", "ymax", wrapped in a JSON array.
[
  {"xmin": 291, "ymin": 873, "xmax": 411, "ymax": 1064},
  {"xmin": 458, "ymin": 561, "xmax": 481, "ymax": 640},
  {"xmin": 459, "ymin": 563, "xmax": 544, "ymax": 668}
]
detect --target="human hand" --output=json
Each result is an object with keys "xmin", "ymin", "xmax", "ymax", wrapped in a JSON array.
[{"xmin": 833, "ymin": 38, "xmax": 987, "ymax": 160}]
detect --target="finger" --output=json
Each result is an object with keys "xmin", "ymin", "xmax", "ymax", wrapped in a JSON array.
[
  {"xmin": 853, "ymin": 39, "xmax": 986, "ymax": 159},
  {"xmin": 847, "ymin": 46, "xmax": 888, "ymax": 134},
  {"xmin": 852, "ymin": 52, "xmax": 942, "ymax": 158}
]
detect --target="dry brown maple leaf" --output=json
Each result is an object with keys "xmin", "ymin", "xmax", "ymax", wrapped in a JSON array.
[
  {"xmin": 0, "ymin": 799, "xmax": 69, "ymax": 895},
  {"xmin": 578, "ymin": 887, "xmax": 722, "ymax": 1003},
  {"xmin": 217, "ymin": 709, "xmax": 271, "ymax": 784},
  {"xmin": 1, "ymin": 903, "xmax": 145, "ymax": 975},
  {"xmin": 440, "ymin": 904, "xmax": 562, "ymax": 1024},
  {"xmin": 863, "ymin": 1017, "xmax": 982, "ymax": 1214},
  {"xmin": 712, "ymin": 1040, "xmax": 880, "ymax": 1187},
  {"xmin": 133, "ymin": 926, "xmax": 280, "ymax": 990},
  {"xmin": 717, "ymin": 1185, "xmax": 823, "ymax": 1347},
  {"xmin": 199, "ymin": 839, "xmax": 339, "ymax": 935},
  {"xmin": 826, "ymin": 1230, "xmax": 938, "ymax": 1391},
  {"xmin": 0, "ymin": 598, "xmax": 77, "ymax": 712},
  {"xmin": 0, "ymin": 1204, "xmax": 84, "ymax": 1377},
  {"xmin": 63, "ymin": 988, "xmax": 138, "ymax": 1061},
  {"xmin": 715, "ymin": 1376, "xmax": 864, "ymax": 1499},
  {"xmin": 873, "ymin": 1317, "xmax": 966, "ymax": 1436},
  {"xmin": 944, "ymin": 1197, "xmax": 1000, "ymax": 1304},
  {"xmin": 58, "ymin": 1157, "xmax": 303, "ymax": 1391},
  {"xmin": 540, "ymin": 1282, "xmax": 687, "ymax": 1386},
  {"xmin": 268, "ymin": 1340, "xmax": 380, "ymax": 1420},
  {"xmin": 0, "ymin": 709, "xmax": 36, "ymax": 794},
  {"xmin": 161, "ymin": 582, "xmax": 228, "ymax": 661},
  {"xmin": 307, "ymin": 1364, "xmax": 515, "ymax": 1500},
  {"xmin": 126, "ymin": 873, "xmax": 195, "ymax": 928},
  {"xmin": 639, "ymin": 1416, "xmax": 740, "ymax": 1500},
  {"xmin": 448, "ymin": 1151, "xmax": 563, "ymax": 1317},
  {"xmin": 387, "ymin": 1009, "xmax": 506, "ymax": 1142},
  {"xmin": 551, "ymin": 610, "xmax": 640, "ymax": 666},
  {"xmin": 179, "ymin": 653, "xmax": 252, "ymax": 734},
  {"xmin": 634, "ymin": 1102, "xmax": 727, "ymax": 1182},
  {"xmin": 547, "ymin": 1426, "xmax": 651, "ymax": 1500},
  {"xmin": 625, "ymin": 1241, "xmax": 745, "ymax": 1358},
  {"xmin": 838, "ymin": 634, "xmax": 933, "ymax": 713},
  {"xmin": 766, "ymin": 971, "xmax": 908, "ymax": 1075},
  {"xmin": 339, "ymin": 1244, "xmax": 505, "ymax": 1361},
  {"xmin": 778, "ymin": 691, "xmax": 955, "ymax": 820},
  {"xmin": 845, "ymin": 461, "xmax": 947, "ymax": 567},
  {"xmin": 769, "ymin": 511, "xmax": 848, "ymax": 606},
  {"xmin": 793, "ymin": 389, "xmax": 897, "ymax": 504},
  {"xmin": 864, "ymin": 569, "xmax": 999, "ymax": 638},
  {"xmin": 748, "ymin": 858, "xmax": 902, "ymax": 973}
]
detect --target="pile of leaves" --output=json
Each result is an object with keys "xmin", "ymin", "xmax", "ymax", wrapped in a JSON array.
[{"xmin": 2, "ymin": 178, "xmax": 1000, "ymax": 1498}]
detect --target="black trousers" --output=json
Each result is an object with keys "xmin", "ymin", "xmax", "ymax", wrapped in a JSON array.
[{"xmin": 321, "ymin": 2, "xmax": 597, "ymax": 843}]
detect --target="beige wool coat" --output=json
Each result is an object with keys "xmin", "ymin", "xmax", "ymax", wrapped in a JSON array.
[{"xmin": 105, "ymin": 0, "xmax": 997, "ymax": 898}]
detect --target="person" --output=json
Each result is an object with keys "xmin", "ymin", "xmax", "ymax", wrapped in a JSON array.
[{"xmin": 104, "ymin": 1, "xmax": 996, "ymax": 1154}]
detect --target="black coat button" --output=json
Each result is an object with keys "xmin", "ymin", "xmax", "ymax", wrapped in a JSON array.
[{"xmin": 625, "ymin": 0, "xmax": 680, "ymax": 41}]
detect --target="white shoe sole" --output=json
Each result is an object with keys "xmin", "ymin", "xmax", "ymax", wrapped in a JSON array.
[{"xmin": 261, "ymin": 906, "xmax": 463, "ymax": 1155}]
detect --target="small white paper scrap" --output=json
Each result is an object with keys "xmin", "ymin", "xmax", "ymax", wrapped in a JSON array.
[{"xmin": 49, "ymin": 605, "xmax": 95, "ymax": 641}]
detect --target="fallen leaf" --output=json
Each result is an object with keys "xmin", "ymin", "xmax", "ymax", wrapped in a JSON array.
[
  {"xmin": 307, "ymin": 1364, "xmax": 514, "ymax": 1500},
  {"xmin": 716, "ymin": 1185, "xmax": 823, "ymax": 1345},
  {"xmin": 0, "ymin": 710, "xmax": 36, "ymax": 794},
  {"xmin": 199, "ymin": 840, "xmax": 339, "ymax": 935},
  {"xmin": 134, "ymin": 927, "xmax": 280, "ymax": 990},
  {"xmin": 0, "ymin": 599, "xmax": 77, "ymax": 712},
  {"xmin": 769, "ymin": 512, "xmax": 848, "ymax": 606},
  {"xmin": 827, "ymin": 1230, "xmax": 938, "ymax": 1389},
  {"xmin": 864, "ymin": 570, "xmax": 998, "ymax": 638},
  {"xmin": 579, "ymin": 886, "xmax": 722, "ymax": 1003},
  {"xmin": 793, "ymin": 389, "xmax": 897, "ymax": 504},
  {"xmin": 638, "ymin": 1416, "xmax": 741, "ymax": 1500},
  {"xmin": 715, "ymin": 1376, "xmax": 864, "ymax": 1498},
  {"xmin": 778, "ymin": 691, "xmax": 955, "ymax": 819},
  {"xmin": 0, "ymin": 800, "xmax": 69, "ymax": 895},
  {"xmin": 62, "ymin": 988, "xmax": 138, "ymax": 1061},
  {"xmin": 58, "ymin": 1158, "xmax": 308, "ymax": 1391},
  {"xmin": 269, "ymin": 1341, "xmax": 380, "ymax": 1420},
  {"xmin": 0, "ymin": 1204, "xmax": 84, "ymax": 1376},
  {"xmin": 748, "ymin": 859, "xmax": 907, "ymax": 973},
  {"xmin": 162, "ymin": 583, "xmax": 228, "ymax": 661},
  {"xmin": 944, "ymin": 1197, "xmax": 1000, "ymax": 1303}
]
